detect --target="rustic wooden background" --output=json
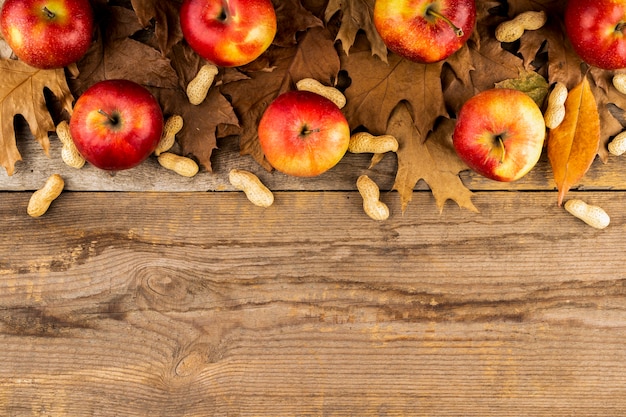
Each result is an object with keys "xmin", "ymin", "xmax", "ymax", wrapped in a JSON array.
[{"xmin": 1, "ymin": 128, "xmax": 626, "ymax": 416}]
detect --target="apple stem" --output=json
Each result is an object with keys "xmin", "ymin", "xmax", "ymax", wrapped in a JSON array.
[
  {"xmin": 42, "ymin": 7, "xmax": 56, "ymax": 19},
  {"xmin": 426, "ymin": 7, "xmax": 464, "ymax": 37},
  {"xmin": 497, "ymin": 135, "xmax": 506, "ymax": 163},
  {"xmin": 616, "ymin": 22, "xmax": 626, "ymax": 34},
  {"xmin": 300, "ymin": 127, "xmax": 321, "ymax": 136},
  {"xmin": 98, "ymin": 109, "xmax": 118, "ymax": 125}
]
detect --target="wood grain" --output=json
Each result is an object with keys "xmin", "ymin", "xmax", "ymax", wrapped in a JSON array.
[{"xmin": 1, "ymin": 191, "xmax": 625, "ymax": 416}]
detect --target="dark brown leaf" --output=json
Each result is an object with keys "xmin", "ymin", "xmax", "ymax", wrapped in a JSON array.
[
  {"xmin": 153, "ymin": 87, "xmax": 239, "ymax": 171},
  {"xmin": 71, "ymin": 6, "xmax": 178, "ymax": 96},
  {"xmin": 130, "ymin": 0, "xmax": 184, "ymax": 56},
  {"xmin": 273, "ymin": 0, "xmax": 324, "ymax": 47}
]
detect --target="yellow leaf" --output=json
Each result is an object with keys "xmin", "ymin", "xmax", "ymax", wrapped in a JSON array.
[
  {"xmin": 0, "ymin": 59, "xmax": 74, "ymax": 175},
  {"xmin": 547, "ymin": 76, "xmax": 600, "ymax": 206}
]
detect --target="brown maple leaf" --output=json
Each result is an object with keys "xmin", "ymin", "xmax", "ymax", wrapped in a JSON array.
[
  {"xmin": 130, "ymin": 0, "xmax": 184, "ymax": 56},
  {"xmin": 0, "ymin": 59, "xmax": 73, "ymax": 175},
  {"xmin": 324, "ymin": 0, "xmax": 388, "ymax": 63},
  {"xmin": 387, "ymin": 103, "xmax": 477, "ymax": 213},
  {"xmin": 220, "ymin": 27, "xmax": 340, "ymax": 169},
  {"xmin": 340, "ymin": 33, "xmax": 447, "ymax": 139}
]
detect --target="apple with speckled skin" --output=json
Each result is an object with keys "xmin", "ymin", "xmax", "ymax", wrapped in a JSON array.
[
  {"xmin": 452, "ymin": 88, "xmax": 546, "ymax": 182},
  {"xmin": 69, "ymin": 80, "xmax": 164, "ymax": 171},
  {"xmin": 565, "ymin": 0, "xmax": 626, "ymax": 70},
  {"xmin": 0, "ymin": 0, "xmax": 93, "ymax": 69},
  {"xmin": 258, "ymin": 91, "xmax": 350, "ymax": 177},
  {"xmin": 373, "ymin": 0, "xmax": 476, "ymax": 63},
  {"xmin": 180, "ymin": 0, "xmax": 277, "ymax": 67}
]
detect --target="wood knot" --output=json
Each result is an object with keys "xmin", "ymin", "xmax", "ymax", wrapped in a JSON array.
[{"xmin": 175, "ymin": 350, "xmax": 205, "ymax": 377}]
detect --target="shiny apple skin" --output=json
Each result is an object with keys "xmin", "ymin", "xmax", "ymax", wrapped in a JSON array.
[
  {"xmin": 452, "ymin": 89, "xmax": 546, "ymax": 182},
  {"xmin": 258, "ymin": 91, "xmax": 351, "ymax": 177},
  {"xmin": 0, "ymin": 0, "xmax": 93, "ymax": 69},
  {"xmin": 69, "ymin": 80, "xmax": 164, "ymax": 171},
  {"xmin": 565, "ymin": 0, "xmax": 626, "ymax": 70},
  {"xmin": 373, "ymin": 0, "xmax": 476, "ymax": 63},
  {"xmin": 180, "ymin": 0, "xmax": 277, "ymax": 67}
]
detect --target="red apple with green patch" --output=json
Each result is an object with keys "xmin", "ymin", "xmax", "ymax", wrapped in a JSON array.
[
  {"xmin": 69, "ymin": 79, "xmax": 164, "ymax": 171},
  {"xmin": 258, "ymin": 90, "xmax": 350, "ymax": 177},
  {"xmin": 180, "ymin": 0, "xmax": 277, "ymax": 67},
  {"xmin": 452, "ymin": 88, "xmax": 546, "ymax": 182},
  {"xmin": 565, "ymin": 0, "xmax": 626, "ymax": 70},
  {"xmin": 373, "ymin": 0, "xmax": 476, "ymax": 63},
  {"xmin": 0, "ymin": 0, "xmax": 93, "ymax": 69}
]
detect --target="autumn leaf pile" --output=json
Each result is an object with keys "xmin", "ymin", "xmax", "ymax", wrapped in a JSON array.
[{"xmin": 0, "ymin": 0, "xmax": 624, "ymax": 212}]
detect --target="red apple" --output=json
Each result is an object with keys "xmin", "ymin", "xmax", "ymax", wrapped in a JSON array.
[
  {"xmin": 69, "ymin": 79, "xmax": 164, "ymax": 171},
  {"xmin": 258, "ymin": 90, "xmax": 350, "ymax": 177},
  {"xmin": 373, "ymin": 0, "xmax": 476, "ymax": 63},
  {"xmin": 0, "ymin": 0, "xmax": 93, "ymax": 69},
  {"xmin": 180, "ymin": 0, "xmax": 277, "ymax": 67},
  {"xmin": 565, "ymin": 0, "xmax": 626, "ymax": 70},
  {"xmin": 452, "ymin": 88, "xmax": 546, "ymax": 182}
]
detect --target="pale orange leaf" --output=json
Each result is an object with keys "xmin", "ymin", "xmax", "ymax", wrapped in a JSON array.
[{"xmin": 547, "ymin": 76, "xmax": 600, "ymax": 205}]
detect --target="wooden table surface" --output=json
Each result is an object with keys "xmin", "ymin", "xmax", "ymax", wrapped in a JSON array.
[{"xmin": 2, "ymin": 130, "xmax": 626, "ymax": 416}]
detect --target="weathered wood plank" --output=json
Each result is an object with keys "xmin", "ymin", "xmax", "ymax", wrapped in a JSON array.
[
  {"xmin": 1, "ymin": 128, "xmax": 624, "ymax": 192},
  {"xmin": 1, "ymin": 190, "xmax": 625, "ymax": 416}
]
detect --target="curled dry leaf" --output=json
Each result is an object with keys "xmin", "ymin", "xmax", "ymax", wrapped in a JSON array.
[{"xmin": 548, "ymin": 76, "xmax": 600, "ymax": 206}]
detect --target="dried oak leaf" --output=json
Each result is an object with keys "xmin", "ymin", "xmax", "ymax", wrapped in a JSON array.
[
  {"xmin": 387, "ymin": 103, "xmax": 477, "ymax": 213},
  {"xmin": 324, "ymin": 0, "xmax": 388, "ymax": 62},
  {"xmin": 130, "ymin": 0, "xmax": 183, "ymax": 56},
  {"xmin": 341, "ymin": 33, "xmax": 447, "ymax": 138},
  {"xmin": 220, "ymin": 27, "xmax": 340, "ymax": 170},
  {"xmin": 548, "ymin": 76, "xmax": 600, "ymax": 206},
  {"xmin": 0, "ymin": 59, "xmax": 73, "ymax": 175}
]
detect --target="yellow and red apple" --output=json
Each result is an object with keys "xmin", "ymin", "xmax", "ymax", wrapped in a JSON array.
[
  {"xmin": 258, "ymin": 91, "xmax": 350, "ymax": 177},
  {"xmin": 0, "ymin": 0, "xmax": 93, "ymax": 69},
  {"xmin": 452, "ymin": 88, "xmax": 546, "ymax": 182},
  {"xmin": 180, "ymin": 0, "xmax": 277, "ymax": 68},
  {"xmin": 565, "ymin": 0, "xmax": 626, "ymax": 70},
  {"xmin": 373, "ymin": 0, "xmax": 476, "ymax": 63},
  {"xmin": 69, "ymin": 80, "xmax": 164, "ymax": 171}
]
